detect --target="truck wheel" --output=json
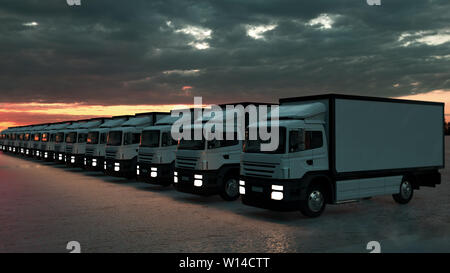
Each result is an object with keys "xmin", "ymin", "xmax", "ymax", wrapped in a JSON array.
[
  {"xmin": 300, "ymin": 184, "xmax": 326, "ymax": 218},
  {"xmin": 393, "ymin": 179, "xmax": 413, "ymax": 204},
  {"xmin": 220, "ymin": 176, "xmax": 240, "ymax": 201}
]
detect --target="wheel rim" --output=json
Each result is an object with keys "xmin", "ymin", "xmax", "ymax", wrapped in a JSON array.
[
  {"xmin": 308, "ymin": 190, "xmax": 324, "ymax": 212},
  {"xmin": 225, "ymin": 178, "xmax": 239, "ymax": 198},
  {"xmin": 400, "ymin": 181, "xmax": 412, "ymax": 199}
]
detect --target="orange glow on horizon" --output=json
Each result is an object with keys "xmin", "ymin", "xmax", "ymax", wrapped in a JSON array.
[
  {"xmin": 0, "ymin": 90, "xmax": 448, "ymax": 131},
  {"xmin": 394, "ymin": 89, "xmax": 449, "ymax": 123}
]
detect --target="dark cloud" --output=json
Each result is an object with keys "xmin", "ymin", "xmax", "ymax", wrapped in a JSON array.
[{"xmin": 0, "ymin": 0, "xmax": 449, "ymax": 105}]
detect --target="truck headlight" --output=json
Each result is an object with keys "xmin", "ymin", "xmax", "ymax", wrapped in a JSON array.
[
  {"xmin": 271, "ymin": 191, "xmax": 283, "ymax": 200},
  {"xmin": 272, "ymin": 185, "xmax": 283, "ymax": 191},
  {"xmin": 194, "ymin": 174, "xmax": 203, "ymax": 180},
  {"xmin": 194, "ymin": 179, "xmax": 203, "ymax": 187},
  {"xmin": 136, "ymin": 165, "xmax": 140, "ymax": 175},
  {"xmin": 92, "ymin": 159, "xmax": 97, "ymax": 167},
  {"xmin": 174, "ymin": 172, "xmax": 178, "ymax": 183},
  {"xmin": 114, "ymin": 162, "xmax": 120, "ymax": 172},
  {"xmin": 71, "ymin": 156, "xmax": 75, "ymax": 163},
  {"xmin": 151, "ymin": 171, "xmax": 157, "ymax": 177},
  {"xmin": 271, "ymin": 185, "xmax": 284, "ymax": 200},
  {"xmin": 239, "ymin": 186, "xmax": 246, "ymax": 195}
]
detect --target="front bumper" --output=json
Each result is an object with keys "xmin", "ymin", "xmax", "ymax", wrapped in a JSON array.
[
  {"xmin": 65, "ymin": 153, "xmax": 84, "ymax": 167},
  {"xmin": 137, "ymin": 162, "xmax": 173, "ymax": 185},
  {"xmin": 173, "ymin": 168, "xmax": 219, "ymax": 196},
  {"xmin": 240, "ymin": 175, "xmax": 305, "ymax": 211},
  {"xmin": 83, "ymin": 156, "xmax": 104, "ymax": 171},
  {"xmin": 104, "ymin": 158, "xmax": 137, "ymax": 177},
  {"xmin": 41, "ymin": 151, "xmax": 55, "ymax": 161}
]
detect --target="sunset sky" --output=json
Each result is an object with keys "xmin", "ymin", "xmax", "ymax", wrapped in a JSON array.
[{"xmin": 1, "ymin": 0, "xmax": 449, "ymax": 131}]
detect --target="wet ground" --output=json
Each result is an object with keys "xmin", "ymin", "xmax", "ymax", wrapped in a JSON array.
[{"xmin": 0, "ymin": 137, "xmax": 449, "ymax": 253}]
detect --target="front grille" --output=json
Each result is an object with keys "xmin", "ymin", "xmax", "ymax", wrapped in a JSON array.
[
  {"xmin": 242, "ymin": 161, "xmax": 277, "ymax": 178},
  {"xmin": 105, "ymin": 147, "xmax": 118, "ymax": 159},
  {"xmin": 86, "ymin": 147, "xmax": 95, "ymax": 156},
  {"xmin": 55, "ymin": 144, "xmax": 61, "ymax": 152},
  {"xmin": 176, "ymin": 155, "xmax": 198, "ymax": 169},
  {"xmin": 138, "ymin": 151, "xmax": 153, "ymax": 164},
  {"xmin": 65, "ymin": 145, "xmax": 73, "ymax": 154},
  {"xmin": 33, "ymin": 143, "xmax": 39, "ymax": 149},
  {"xmin": 40, "ymin": 143, "xmax": 46, "ymax": 150}
]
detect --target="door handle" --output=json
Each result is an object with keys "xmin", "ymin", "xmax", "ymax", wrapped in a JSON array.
[{"xmin": 306, "ymin": 159, "xmax": 313, "ymax": 165}]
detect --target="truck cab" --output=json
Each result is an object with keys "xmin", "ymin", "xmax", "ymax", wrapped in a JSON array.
[
  {"xmin": 41, "ymin": 123, "xmax": 71, "ymax": 161},
  {"xmin": 13, "ymin": 127, "xmax": 24, "ymax": 154},
  {"xmin": 103, "ymin": 112, "xmax": 170, "ymax": 178},
  {"xmin": 173, "ymin": 102, "xmax": 271, "ymax": 201},
  {"xmin": 137, "ymin": 114, "xmax": 181, "ymax": 186},
  {"xmin": 65, "ymin": 118, "xmax": 105, "ymax": 167},
  {"xmin": 0, "ymin": 130, "xmax": 5, "ymax": 151},
  {"xmin": 84, "ymin": 116, "xmax": 131, "ymax": 171},
  {"xmin": 17, "ymin": 127, "xmax": 30, "ymax": 155},
  {"xmin": 29, "ymin": 125, "xmax": 48, "ymax": 157}
]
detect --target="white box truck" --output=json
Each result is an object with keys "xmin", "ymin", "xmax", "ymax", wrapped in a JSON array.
[
  {"xmin": 136, "ymin": 113, "xmax": 185, "ymax": 185},
  {"xmin": 65, "ymin": 118, "xmax": 105, "ymax": 167},
  {"xmin": 174, "ymin": 102, "xmax": 273, "ymax": 201},
  {"xmin": 103, "ymin": 112, "xmax": 170, "ymax": 178},
  {"xmin": 240, "ymin": 94, "xmax": 444, "ymax": 217},
  {"xmin": 83, "ymin": 115, "xmax": 132, "ymax": 171}
]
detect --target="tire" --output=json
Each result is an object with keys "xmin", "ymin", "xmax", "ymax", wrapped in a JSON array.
[
  {"xmin": 219, "ymin": 175, "xmax": 240, "ymax": 201},
  {"xmin": 393, "ymin": 178, "xmax": 414, "ymax": 204},
  {"xmin": 300, "ymin": 183, "xmax": 326, "ymax": 218}
]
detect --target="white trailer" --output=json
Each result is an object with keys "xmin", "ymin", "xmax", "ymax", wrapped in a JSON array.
[
  {"xmin": 103, "ymin": 112, "xmax": 170, "ymax": 178},
  {"xmin": 240, "ymin": 94, "xmax": 444, "ymax": 217},
  {"xmin": 83, "ymin": 115, "xmax": 131, "ymax": 171}
]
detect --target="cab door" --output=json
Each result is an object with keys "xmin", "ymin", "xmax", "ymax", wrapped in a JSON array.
[{"xmin": 287, "ymin": 128, "xmax": 314, "ymax": 179}]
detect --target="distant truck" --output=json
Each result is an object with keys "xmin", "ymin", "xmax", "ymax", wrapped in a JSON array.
[
  {"xmin": 83, "ymin": 115, "xmax": 131, "ymax": 171},
  {"xmin": 137, "ymin": 114, "xmax": 182, "ymax": 186},
  {"xmin": 104, "ymin": 112, "xmax": 170, "ymax": 178},
  {"xmin": 41, "ymin": 122, "xmax": 71, "ymax": 161},
  {"xmin": 65, "ymin": 118, "xmax": 105, "ymax": 167},
  {"xmin": 29, "ymin": 124, "xmax": 49, "ymax": 157},
  {"xmin": 240, "ymin": 94, "xmax": 444, "ymax": 217}
]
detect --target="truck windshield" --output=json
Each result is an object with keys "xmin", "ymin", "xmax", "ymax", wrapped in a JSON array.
[
  {"xmin": 107, "ymin": 131, "xmax": 122, "ymax": 146},
  {"xmin": 33, "ymin": 133, "xmax": 40, "ymax": 141},
  {"xmin": 141, "ymin": 130, "xmax": 160, "ymax": 147},
  {"xmin": 42, "ymin": 133, "xmax": 49, "ymax": 142},
  {"xmin": 87, "ymin": 132, "xmax": 99, "ymax": 144},
  {"xmin": 244, "ymin": 127, "xmax": 286, "ymax": 154},
  {"xmin": 66, "ymin": 132, "xmax": 77, "ymax": 143},
  {"xmin": 55, "ymin": 133, "xmax": 64, "ymax": 143},
  {"xmin": 78, "ymin": 133, "xmax": 87, "ymax": 143},
  {"xmin": 124, "ymin": 132, "xmax": 141, "ymax": 145}
]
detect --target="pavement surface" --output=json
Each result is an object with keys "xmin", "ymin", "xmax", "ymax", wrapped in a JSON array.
[{"xmin": 0, "ymin": 137, "xmax": 449, "ymax": 253}]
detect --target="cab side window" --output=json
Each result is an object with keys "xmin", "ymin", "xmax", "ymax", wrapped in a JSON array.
[{"xmin": 305, "ymin": 131, "xmax": 323, "ymax": 150}]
